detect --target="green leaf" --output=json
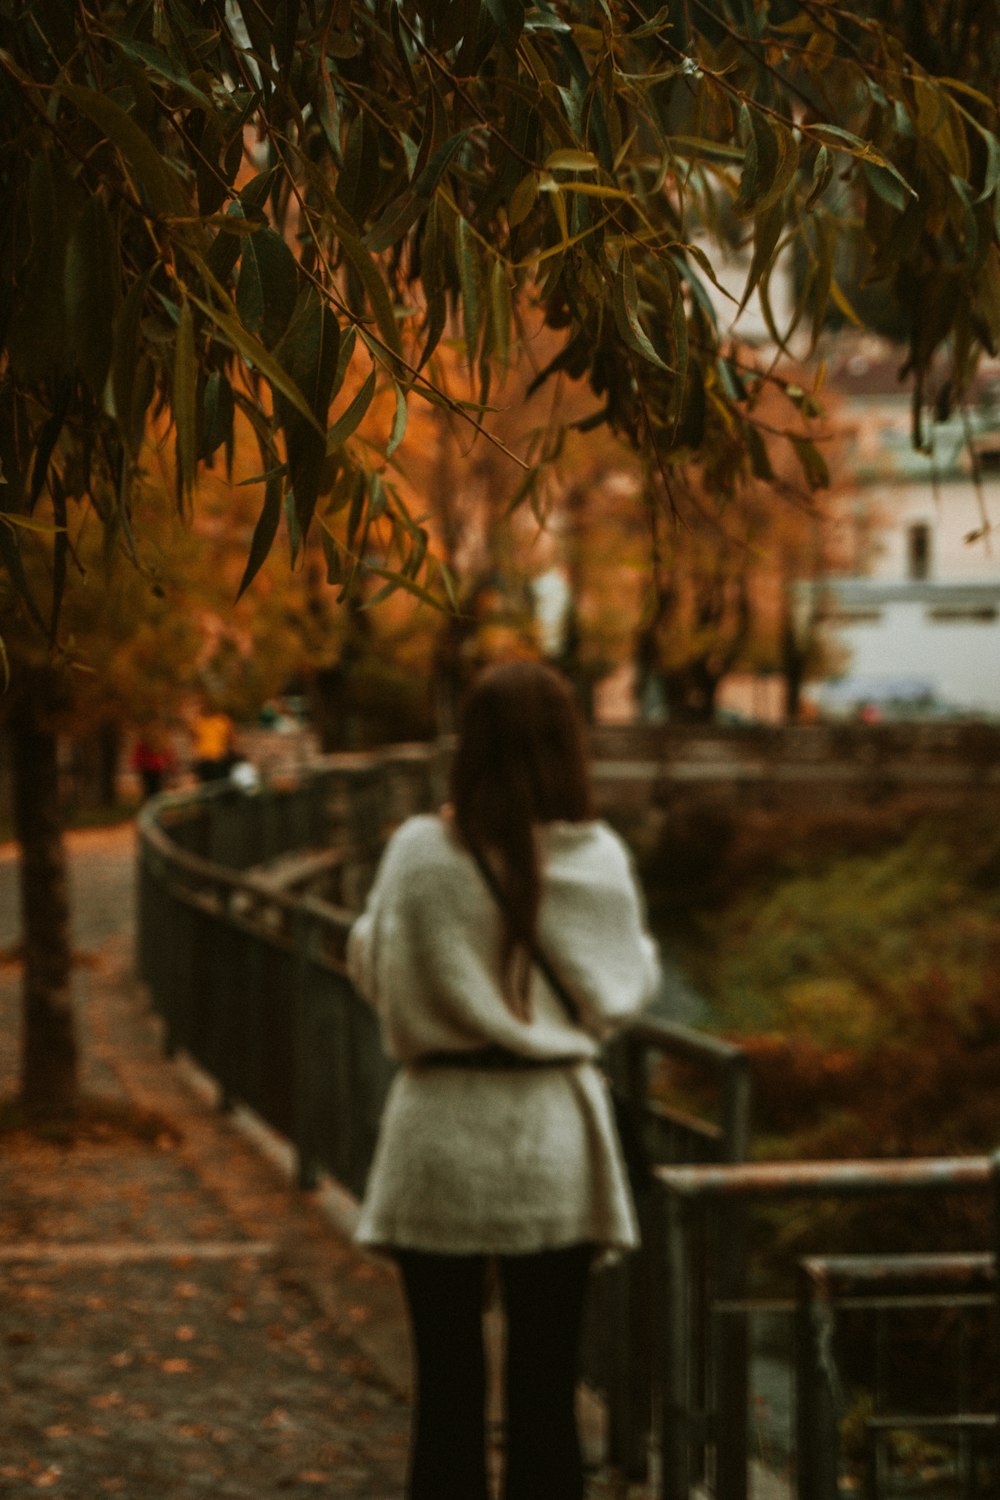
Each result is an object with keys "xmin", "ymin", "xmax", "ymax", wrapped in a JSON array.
[
  {"xmin": 173, "ymin": 298, "xmax": 198, "ymax": 499},
  {"xmin": 111, "ymin": 38, "xmax": 217, "ymax": 112},
  {"xmin": 61, "ymin": 83, "xmax": 188, "ymax": 219},
  {"xmin": 277, "ymin": 293, "xmax": 342, "ymax": 421},
  {"xmin": 612, "ymin": 252, "xmax": 674, "ymax": 373},
  {"xmin": 65, "ymin": 194, "xmax": 118, "ymax": 397},
  {"xmin": 366, "ymin": 564, "xmax": 445, "ymax": 612},
  {"xmin": 333, "ymin": 217, "xmax": 404, "ymax": 361},
  {"xmin": 327, "ymin": 368, "xmax": 377, "ymax": 451},
  {"xmin": 864, "ymin": 160, "xmax": 917, "ymax": 213},
  {"xmin": 188, "ymin": 293, "xmax": 325, "ymax": 435},
  {"xmin": 736, "ymin": 109, "xmax": 798, "ymax": 217},
  {"xmin": 454, "ymin": 215, "xmax": 482, "ymax": 366},
  {"xmin": 237, "ymin": 473, "xmax": 283, "ymax": 599},
  {"xmin": 364, "ymin": 191, "xmax": 426, "ymax": 255},
  {"xmin": 811, "ymin": 126, "xmax": 916, "ymax": 204},
  {"xmin": 275, "ymin": 293, "xmax": 342, "ymax": 537},
  {"xmin": 0, "ymin": 512, "xmax": 67, "ymax": 536},
  {"xmin": 790, "ymin": 434, "xmax": 830, "ymax": 489},
  {"xmin": 544, "ymin": 148, "xmax": 601, "ymax": 172},
  {"xmin": 386, "ymin": 382, "xmax": 408, "ymax": 457},
  {"xmin": 201, "ymin": 370, "xmax": 235, "ymax": 467},
  {"xmin": 490, "ymin": 259, "xmax": 512, "ymax": 365},
  {"xmin": 412, "ymin": 129, "xmax": 470, "ymax": 198},
  {"xmin": 740, "ymin": 198, "xmax": 785, "ymax": 312},
  {"xmin": 806, "ymin": 146, "xmax": 833, "ymax": 210},
  {"xmin": 204, "ymin": 171, "xmax": 277, "ymax": 284},
  {"xmin": 236, "ymin": 228, "xmax": 299, "ymax": 349},
  {"xmin": 745, "ymin": 423, "xmax": 773, "ymax": 482},
  {"xmin": 509, "ymin": 172, "xmax": 540, "ymax": 226},
  {"xmin": 113, "ymin": 270, "xmax": 154, "ymax": 458},
  {"xmin": 365, "ymin": 130, "xmax": 472, "ymax": 255}
]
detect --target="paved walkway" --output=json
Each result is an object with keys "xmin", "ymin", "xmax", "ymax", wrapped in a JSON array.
[
  {"xmin": 0, "ymin": 826, "xmax": 656, "ymax": 1500},
  {"xmin": 1, "ymin": 827, "xmax": 414, "ymax": 1499}
]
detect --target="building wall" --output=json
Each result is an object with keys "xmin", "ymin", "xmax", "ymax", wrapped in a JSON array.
[
  {"xmin": 827, "ymin": 599, "xmax": 1000, "ymax": 715},
  {"xmin": 813, "ymin": 355, "xmax": 1000, "ymax": 716}
]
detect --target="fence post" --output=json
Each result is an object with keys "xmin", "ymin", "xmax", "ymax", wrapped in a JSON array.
[
  {"xmin": 715, "ymin": 1054, "xmax": 752, "ymax": 1500},
  {"xmin": 292, "ymin": 905, "xmax": 319, "ymax": 1191},
  {"xmin": 618, "ymin": 1031, "xmax": 654, "ymax": 1478},
  {"xmin": 795, "ymin": 1260, "xmax": 841, "ymax": 1500},
  {"xmin": 658, "ymin": 1183, "xmax": 692, "ymax": 1500}
]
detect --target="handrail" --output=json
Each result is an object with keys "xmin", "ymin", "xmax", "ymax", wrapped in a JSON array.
[
  {"xmin": 654, "ymin": 1154, "xmax": 1000, "ymax": 1500},
  {"xmin": 657, "ymin": 1155, "xmax": 995, "ymax": 1199}
]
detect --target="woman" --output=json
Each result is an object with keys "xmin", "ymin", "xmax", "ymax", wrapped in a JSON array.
[{"xmin": 347, "ymin": 661, "xmax": 660, "ymax": 1500}]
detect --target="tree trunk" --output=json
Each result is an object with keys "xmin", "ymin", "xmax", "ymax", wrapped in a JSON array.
[{"xmin": 8, "ymin": 690, "xmax": 78, "ymax": 1118}]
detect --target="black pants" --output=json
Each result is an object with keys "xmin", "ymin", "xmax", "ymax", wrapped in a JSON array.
[{"xmin": 395, "ymin": 1244, "xmax": 593, "ymax": 1500}]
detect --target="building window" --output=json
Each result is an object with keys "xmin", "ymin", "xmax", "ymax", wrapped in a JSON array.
[
  {"xmin": 927, "ymin": 606, "xmax": 998, "ymax": 623},
  {"xmin": 907, "ymin": 522, "xmax": 931, "ymax": 580}
]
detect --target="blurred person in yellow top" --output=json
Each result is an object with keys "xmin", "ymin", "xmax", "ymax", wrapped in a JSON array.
[{"xmin": 192, "ymin": 707, "xmax": 235, "ymax": 783}]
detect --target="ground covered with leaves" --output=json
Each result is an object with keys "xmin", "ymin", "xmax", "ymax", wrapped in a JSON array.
[{"xmin": 0, "ymin": 893, "xmax": 411, "ymax": 1497}]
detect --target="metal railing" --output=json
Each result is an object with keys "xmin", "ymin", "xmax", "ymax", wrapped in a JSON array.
[
  {"xmin": 655, "ymin": 1157, "xmax": 1000, "ymax": 1500},
  {"xmin": 136, "ymin": 745, "xmax": 751, "ymax": 1481},
  {"xmin": 136, "ymin": 744, "xmax": 1000, "ymax": 1496},
  {"xmin": 797, "ymin": 1252, "xmax": 998, "ymax": 1500}
]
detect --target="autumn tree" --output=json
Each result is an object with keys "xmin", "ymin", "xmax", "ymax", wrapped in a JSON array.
[{"xmin": 3, "ymin": 0, "xmax": 1000, "ymax": 1117}]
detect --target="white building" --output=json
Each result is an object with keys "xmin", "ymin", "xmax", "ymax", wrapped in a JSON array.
[{"xmin": 805, "ymin": 343, "xmax": 1000, "ymax": 719}]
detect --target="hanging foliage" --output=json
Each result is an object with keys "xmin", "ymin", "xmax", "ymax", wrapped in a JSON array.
[{"xmin": 1, "ymin": 0, "xmax": 998, "ymax": 628}]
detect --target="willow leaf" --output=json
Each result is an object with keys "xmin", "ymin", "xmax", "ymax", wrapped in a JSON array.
[
  {"xmin": 188, "ymin": 293, "xmax": 325, "ymax": 435},
  {"xmin": 61, "ymin": 84, "xmax": 188, "ymax": 219},
  {"xmin": 236, "ymin": 228, "xmax": 299, "ymax": 349},
  {"xmin": 386, "ymin": 383, "xmax": 408, "ymax": 457},
  {"xmin": 237, "ymin": 474, "xmax": 283, "ymax": 599},
  {"xmin": 333, "ymin": 218, "xmax": 404, "ymax": 359},
  {"xmin": 509, "ymin": 172, "xmax": 539, "ymax": 225},
  {"xmin": 113, "ymin": 269, "xmax": 153, "ymax": 456},
  {"xmin": 327, "ymin": 368, "xmax": 378, "ymax": 452},
  {"xmin": 65, "ymin": 194, "xmax": 117, "ymax": 397},
  {"xmin": 612, "ymin": 252, "xmax": 674, "ymax": 372},
  {"xmin": 454, "ymin": 216, "xmax": 481, "ymax": 366},
  {"xmin": 173, "ymin": 298, "xmax": 198, "ymax": 498}
]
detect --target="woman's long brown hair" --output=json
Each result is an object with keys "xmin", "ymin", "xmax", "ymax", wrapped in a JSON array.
[{"xmin": 450, "ymin": 660, "xmax": 594, "ymax": 1018}]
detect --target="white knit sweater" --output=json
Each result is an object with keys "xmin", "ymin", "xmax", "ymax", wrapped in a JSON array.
[{"xmin": 347, "ymin": 813, "xmax": 660, "ymax": 1255}]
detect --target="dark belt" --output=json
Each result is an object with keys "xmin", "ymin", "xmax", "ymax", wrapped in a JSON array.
[{"xmin": 414, "ymin": 1046, "xmax": 584, "ymax": 1071}]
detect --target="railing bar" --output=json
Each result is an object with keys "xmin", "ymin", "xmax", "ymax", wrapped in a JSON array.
[
  {"xmin": 712, "ymin": 1293, "xmax": 995, "ymax": 1315},
  {"xmin": 657, "ymin": 1157, "xmax": 993, "ymax": 1198},
  {"xmin": 624, "ymin": 1016, "xmax": 747, "ymax": 1065},
  {"xmin": 865, "ymin": 1413, "xmax": 999, "ymax": 1430}
]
